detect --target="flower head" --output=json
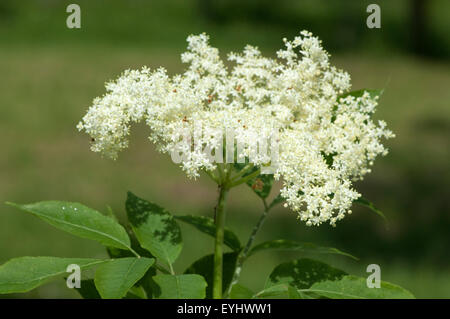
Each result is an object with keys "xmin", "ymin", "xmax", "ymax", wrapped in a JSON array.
[{"xmin": 78, "ymin": 31, "xmax": 394, "ymax": 226}]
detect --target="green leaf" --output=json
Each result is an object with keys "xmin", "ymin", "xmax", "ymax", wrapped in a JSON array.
[
  {"xmin": 246, "ymin": 174, "xmax": 274, "ymax": 199},
  {"xmin": 307, "ymin": 275, "xmax": 415, "ymax": 299},
  {"xmin": 321, "ymin": 151, "xmax": 337, "ymax": 169},
  {"xmin": 72, "ymin": 277, "xmax": 148, "ymax": 300},
  {"xmin": 6, "ymin": 201, "xmax": 132, "ymax": 251},
  {"xmin": 253, "ymin": 283, "xmax": 302, "ymax": 299},
  {"xmin": 175, "ymin": 215, "xmax": 241, "ymax": 251},
  {"xmin": 254, "ymin": 284, "xmax": 287, "ymax": 298},
  {"xmin": 354, "ymin": 196, "xmax": 388, "ymax": 225},
  {"xmin": 74, "ymin": 279, "xmax": 101, "ymax": 299},
  {"xmin": 253, "ymin": 283, "xmax": 291, "ymax": 298},
  {"xmin": 184, "ymin": 252, "xmax": 238, "ymax": 298},
  {"xmin": 233, "ymin": 163, "xmax": 274, "ymax": 199},
  {"xmin": 0, "ymin": 257, "xmax": 107, "ymax": 294},
  {"xmin": 107, "ymin": 231, "xmax": 154, "ymax": 259},
  {"xmin": 266, "ymin": 258, "xmax": 347, "ymax": 290},
  {"xmin": 152, "ymin": 274, "xmax": 207, "ymax": 299},
  {"xmin": 229, "ymin": 284, "xmax": 254, "ymax": 299},
  {"xmin": 287, "ymin": 285, "xmax": 302, "ymax": 299},
  {"xmin": 137, "ymin": 266, "xmax": 159, "ymax": 299},
  {"xmin": 126, "ymin": 192, "xmax": 182, "ymax": 267},
  {"xmin": 94, "ymin": 257, "xmax": 155, "ymax": 299},
  {"xmin": 125, "ymin": 286, "xmax": 147, "ymax": 299},
  {"xmin": 339, "ymin": 89, "xmax": 382, "ymax": 100},
  {"xmin": 248, "ymin": 239, "xmax": 357, "ymax": 260}
]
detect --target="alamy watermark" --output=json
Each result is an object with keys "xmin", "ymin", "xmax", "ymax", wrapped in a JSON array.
[
  {"xmin": 366, "ymin": 4, "xmax": 381, "ymax": 29},
  {"xmin": 66, "ymin": 4, "xmax": 81, "ymax": 29},
  {"xmin": 170, "ymin": 122, "xmax": 279, "ymax": 174},
  {"xmin": 366, "ymin": 264, "xmax": 381, "ymax": 288},
  {"xmin": 66, "ymin": 264, "xmax": 81, "ymax": 289}
]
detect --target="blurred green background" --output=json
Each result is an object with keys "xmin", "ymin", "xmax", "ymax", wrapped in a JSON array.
[{"xmin": 0, "ymin": 0, "xmax": 449, "ymax": 298}]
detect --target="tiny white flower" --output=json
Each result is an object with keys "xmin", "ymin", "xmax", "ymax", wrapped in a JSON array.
[{"xmin": 78, "ymin": 31, "xmax": 394, "ymax": 226}]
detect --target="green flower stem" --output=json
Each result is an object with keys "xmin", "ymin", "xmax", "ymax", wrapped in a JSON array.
[
  {"xmin": 225, "ymin": 199, "xmax": 271, "ymax": 297},
  {"xmin": 224, "ymin": 163, "xmax": 233, "ymax": 180},
  {"xmin": 213, "ymin": 184, "xmax": 229, "ymax": 299},
  {"xmin": 128, "ymin": 247, "xmax": 141, "ymax": 258},
  {"xmin": 204, "ymin": 169, "xmax": 220, "ymax": 184},
  {"xmin": 228, "ymin": 168, "xmax": 261, "ymax": 188},
  {"xmin": 217, "ymin": 164, "xmax": 225, "ymax": 183},
  {"xmin": 230, "ymin": 163, "xmax": 254, "ymax": 182}
]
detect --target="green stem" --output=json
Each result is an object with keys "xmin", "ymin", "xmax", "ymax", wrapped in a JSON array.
[
  {"xmin": 228, "ymin": 168, "xmax": 261, "ymax": 188},
  {"xmin": 155, "ymin": 263, "xmax": 171, "ymax": 274},
  {"xmin": 230, "ymin": 163, "xmax": 254, "ymax": 182},
  {"xmin": 168, "ymin": 262, "xmax": 175, "ymax": 275},
  {"xmin": 213, "ymin": 184, "xmax": 229, "ymax": 299},
  {"xmin": 204, "ymin": 169, "xmax": 220, "ymax": 184},
  {"xmin": 224, "ymin": 163, "xmax": 233, "ymax": 180},
  {"xmin": 128, "ymin": 247, "xmax": 141, "ymax": 258},
  {"xmin": 225, "ymin": 199, "xmax": 271, "ymax": 297}
]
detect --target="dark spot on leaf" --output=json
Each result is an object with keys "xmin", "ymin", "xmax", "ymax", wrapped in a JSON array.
[
  {"xmin": 126, "ymin": 192, "xmax": 181, "ymax": 246},
  {"xmin": 268, "ymin": 258, "xmax": 347, "ymax": 290}
]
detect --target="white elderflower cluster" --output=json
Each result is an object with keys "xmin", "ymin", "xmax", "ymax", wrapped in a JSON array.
[{"xmin": 77, "ymin": 31, "xmax": 394, "ymax": 226}]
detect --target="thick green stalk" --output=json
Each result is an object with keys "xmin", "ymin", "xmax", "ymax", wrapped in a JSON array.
[{"xmin": 213, "ymin": 184, "xmax": 229, "ymax": 299}]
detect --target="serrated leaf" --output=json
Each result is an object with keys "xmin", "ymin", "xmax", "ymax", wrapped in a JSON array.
[
  {"xmin": 354, "ymin": 196, "xmax": 388, "ymax": 225},
  {"xmin": 266, "ymin": 258, "xmax": 347, "ymax": 290},
  {"xmin": 6, "ymin": 201, "xmax": 132, "ymax": 251},
  {"xmin": 94, "ymin": 257, "xmax": 155, "ymax": 299},
  {"xmin": 249, "ymin": 239, "xmax": 357, "ymax": 260},
  {"xmin": 152, "ymin": 274, "xmax": 207, "ymax": 299},
  {"xmin": 184, "ymin": 252, "xmax": 238, "ymax": 298},
  {"xmin": 175, "ymin": 215, "xmax": 241, "ymax": 251},
  {"xmin": 307, "ymin": 275, "xmax": 415, "ymax": 299},
  {"xmin": 229, "ymin": 284, "xmax": 254, "ymax": 299},
  {"xmin": 0, "ymin": 257, "xmax": 107, "ymax": 294},
  {"xmin": 126, "ymin": 192, "xmax": 182, "ymax": 267}
]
